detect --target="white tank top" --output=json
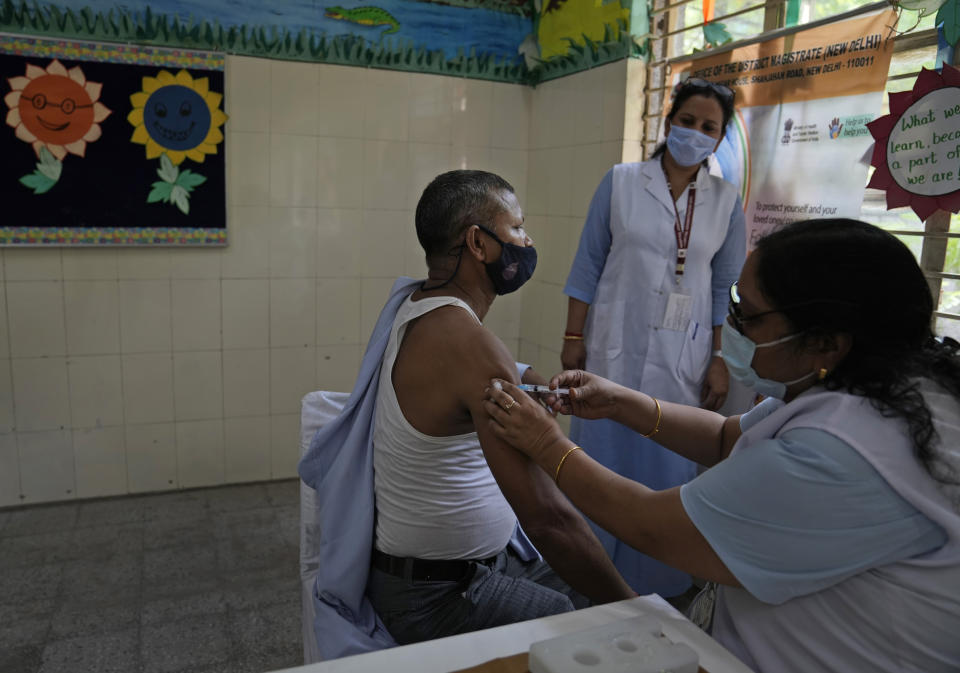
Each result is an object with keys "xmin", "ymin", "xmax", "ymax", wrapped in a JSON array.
[
  {"xmin": 373, "ymin": 294, "xmax": 517, "ymax": 560},
  {"xmin": 712, "ymin": 384, "xmax": 960, "ymax": 673}
]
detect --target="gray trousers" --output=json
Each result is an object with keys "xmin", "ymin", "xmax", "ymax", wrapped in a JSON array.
[{"xmin": 366, "ymin": 546, "xmax": 588, "ymax": 645}]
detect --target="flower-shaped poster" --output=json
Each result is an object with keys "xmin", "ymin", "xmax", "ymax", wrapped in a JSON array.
[{"xmin": 1, "ymin": 35, "xmax": 227, "ymax": 246}]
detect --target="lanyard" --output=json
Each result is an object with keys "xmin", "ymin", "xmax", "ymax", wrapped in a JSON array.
[{"xmin": 670, "ymin": 186, "xmax": 696, "ymax": 276}]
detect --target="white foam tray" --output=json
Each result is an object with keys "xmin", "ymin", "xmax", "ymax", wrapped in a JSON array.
[{"xmin": 528, "ymin": 615, "xmax": 699, "ymax": 673}]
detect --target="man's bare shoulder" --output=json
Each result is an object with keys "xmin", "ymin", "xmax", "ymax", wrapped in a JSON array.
[{"xmin": 408, "ymin": 304, "xmax": 516, "ymax": 382}]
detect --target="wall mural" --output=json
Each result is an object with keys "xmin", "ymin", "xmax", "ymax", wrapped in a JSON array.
[
  {"xmin": 1, "ymin": 35, "xmax": 227, "ymax": 245},
  {"xmin": 0, "ymin": 0, "xmax": 643, "ymax": 84}
]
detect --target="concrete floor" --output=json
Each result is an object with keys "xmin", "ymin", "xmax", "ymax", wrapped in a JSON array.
[{"xmin": 0, "ymin": 480, "xmax": 303, "ymax": 673}]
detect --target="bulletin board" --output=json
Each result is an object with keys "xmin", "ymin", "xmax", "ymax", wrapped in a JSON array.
[{"xmin": 1, "ymin": 35, "xmax": 228, "ymax": 246}]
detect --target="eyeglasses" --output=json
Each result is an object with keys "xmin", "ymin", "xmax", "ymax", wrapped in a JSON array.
[
  {"xmin": 679, "ymin": 78, "xmax": 735, "ymax": 103},
  {"xmin": 22, "ymin": 94, "xmax": 92, "ymax": 115},
  {"xmin": 728, "ymin": 282, "xmax": 853, "ymax": 335},
  {"xmin": 727, "ymin": 282, "xmax": 785, "ymax": 334}
]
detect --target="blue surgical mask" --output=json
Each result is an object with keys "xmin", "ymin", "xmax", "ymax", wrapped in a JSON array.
[
  {"xmin": 478, "ymin": 226, "xmax": 537, "ymax": 295},
  {"xmin": 720, "ymin": 321, "xmax": 815, "ymax": 400},
  {"xmin": 666, "ymin": 125, "xmax": 719, "ymax": 167}
]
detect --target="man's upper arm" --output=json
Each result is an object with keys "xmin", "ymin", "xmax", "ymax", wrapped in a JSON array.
[{"xmin": 454, "ymin": 327, "xmax": 570, "ymax": 526}]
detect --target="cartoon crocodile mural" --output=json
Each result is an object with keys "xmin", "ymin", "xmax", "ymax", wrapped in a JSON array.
[{"xmin": 324, "ymin": 6, "xmax": 400, "ymax": 34}]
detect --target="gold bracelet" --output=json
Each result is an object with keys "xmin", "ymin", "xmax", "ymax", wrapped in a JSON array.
[
  {"xmin": 562, "ymin": 335, "xmax": 584, "ymax": 341},
  {"xmin": 642, "ymin": 397, "xmax": 662, "ymax": 438},
  {"xmin": 554, "ymin": 445, "xmax": 583, "ymax": 484}
]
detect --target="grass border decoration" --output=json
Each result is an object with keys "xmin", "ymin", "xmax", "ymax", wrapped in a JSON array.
[{"xmin": 0, "ymin": 0, "xmax": 644, "ymax": 84}]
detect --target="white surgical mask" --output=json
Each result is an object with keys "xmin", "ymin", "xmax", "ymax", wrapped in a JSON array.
[
  {"xmin": 666, "ymin": 125, "xmax": 718, "ymax": 167},
  {"xmin": 720, "ymin": 320, "xmax": 815, "ymax": 400}
]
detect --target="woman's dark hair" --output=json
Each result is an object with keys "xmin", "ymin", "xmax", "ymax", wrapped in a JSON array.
[
  {"xmin": 651, "ymin": 79, "xmax": 736, "ymax": 160},
  {"xmin": 754, "ymin": 218, "xmax": 960, "ymax": 488}
]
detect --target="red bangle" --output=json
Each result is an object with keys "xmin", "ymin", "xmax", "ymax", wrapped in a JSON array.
[{"xmin": 564, "ymin": 331, "xmax": 583, "ymax": 337}]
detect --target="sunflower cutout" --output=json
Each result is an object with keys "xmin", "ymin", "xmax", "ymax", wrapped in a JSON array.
[
  {"xmin": 866, "ymin": 64, "xmax": 960, "ymax": 221},
  {"xmin": 4, "ymin": 59, "xmax": 110, "ymax": 194},
  {"xmin": 127, "ymin": 69, "xmax": 227, "ymax": 214}
]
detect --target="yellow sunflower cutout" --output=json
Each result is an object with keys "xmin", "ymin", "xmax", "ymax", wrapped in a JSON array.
[{"xmin": 128, "ymin": 69, "xmax": 226, "ymax": 165}]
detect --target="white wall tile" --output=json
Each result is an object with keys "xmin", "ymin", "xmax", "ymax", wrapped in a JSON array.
[
  {"xmin": 170, "ymin": 248, "xmax": 222, "ymax": 280},
  {"xmin": 520, "ymin": 280, "xmax": 546, "ymax": 343},
  {"xmin": 539, "ymin": 286, "xmax": 567, "ymax": 348},
  {"xmin": 125, "ymin": 422, "xmax": 177, "ymax": 492},
  {"xmin": 270, "ymin": 413, "xmax": 300, "ymax": 478},
  {"xmin": 317, "ymin": 209, "xmax": 362, "ymax": 278},
  {"xmin": 269, "ymin": 207, "xmax": 317, "ymax": 278},
  {"xmin": 271, "ymin": 60, "xmax": 320, "ymax": 136},
  {"xmin": 270, "ymin": 134, "xmax": 318, "ymax": 207},
  {"xmin": 64, "ymin": 281, "xmax": 120, "ymax": 355},
  {"xmin": 173, "ymin": 351, "xmax": 223, "ymax": 421},
  {"xmin": 222, "ymin": 349, "xmax": 269, "ymax": 417},
  {"xmin": 7, "ymin": 281, "xmax": 66, "ymax": 357},
  {"xmin": 317, "ymin": 137, "xmax": 363, "ymax": 209},
  {"xmin": 316, "ymin": 278, "xmax": 360, "ymax": 346},
  {"xmin": 12, "ymin": 357, "xmax": 70, "ymax": 432},
  {"xmin": 362, "ymin": 140, "xmax": 409, "ymax": 210},
  {"xmin": 17, "ymin": 430, "xmax": 74, "ymax": 503},
  {"xmin": 117, "ymin": 249, "xmax": 171, "ymax": 280},
  {"xmin": 570, "ymin": 143, "xmax": 615, "ymax": 218},
  {"xmin": 226, "ymin": 55, "xmax": 271, "ymax": 133},
  {"xmin": 0, "ymin": 284, "xmax": 8, "ymax": 358},
  {"xmin": 3, "ymin": 249, "xmax": 61, "ymax": 280},
  {"xmin": 270, "ymin": 347, "xmax": 316, "ymax": 415},
  {"xmin": 119, "ymin": 280, "xmax": 171, "ymax": 353},
  {"xmin": 489, "ymin": 149, "xmax": 528, "ymax": 208},
  {"xmin": 544, "ymin": 146, "xmax": 575, "ymax": 217},
  {"xmin": 176, "ymin": 419, "xmax": 224, "ymax": 488},
  {"xmin": 122, "ymin": 353, "xmax": 174, "ymax": 424},
  {"xmin": 451, "ymin": 145, "xmax": 491, "ymax": 171},
  {"xmin": 360, "ymin": 278, "xmax": 395, "ymax": 341},
  {"xmin": 73, "ymin": 426, "xmax": 126, "ymax": 498},
  {"xmin": 172, "ymin": 280, "xmax": 221, "ymax": 351},
  {"xmin": 317, "ymin": 64, "xmax": 366, "ymax": 138},
  {"xmin": 224, "ymin": 416, "xmax": 271, "ymax": 483},
  {"xmin": 451, "ymin": 79, "xmax": 493, "ymax": 148},
  {"xmin": 406, "ymin": 142, "xmax": 454, "ymax": 210},
  {"xmin": 228, "ymin": 132, "xmax": 271, "ymax": 206},
  {"xmin": 360, "ymin": 210, "xmax": 408, "ymax": 279},
  {"xmin": 220, "ymin": 206, "xmax": 270, "ymax": 279},
  {"xmin": 409, "ymin": 74, "xmax": 453, "ymax": 144},
  {"xmin": 0, "ymin": 359, "xmax": 11, "ymax": 433},
  {"xmin": 526, "ymin": 149, "xmax": 549, "ymax": 216},
  {"xmin": 270, "ymin": 279, "xmax": 316, "ymax": 348},
  {"xmin": 484, "ymin": 290, "xmax": 523, "ymax": 343},
  {"xmin": 67, "ymin": 355, "xmax": 124, "ymax": 429},
  {"xmin": 61, "ymin": 249, "xmax": 119, "ymax": 280},
  {"xmin": 222, "ymin": 279, "xmax": 269, "ymax": 349},
  {"xmin": 0, "ymin": 432, "xmax": 20, "ymax": 507},
  {"xmin": 364, "ymin": 69, "xmax": 410, "ymax": 141},
  {"xmin": 316, "ymin": 344, "xmax": 360, "ymax": 394},
  {"xmin": 491, "ymin": 83, "xmax": 530, "ymax": 150}
]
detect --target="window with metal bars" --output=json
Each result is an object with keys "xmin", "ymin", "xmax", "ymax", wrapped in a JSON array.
[{"xmin": 642, "ymin": 0, "xmax": 959, "ymax": 336}]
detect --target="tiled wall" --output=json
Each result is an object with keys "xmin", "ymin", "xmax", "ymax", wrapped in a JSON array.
[
  {"xmin": 0, "ymin": 56, "xmax": 634, "ymax": 507},
  {"xmin": 519, "ymin": 60, "xmax": 632, "ymax": 382}
]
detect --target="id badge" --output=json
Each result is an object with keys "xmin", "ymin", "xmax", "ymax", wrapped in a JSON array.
[{"xmin": 661, "ymin": 292, "xmax": 692, "ymax": 331}]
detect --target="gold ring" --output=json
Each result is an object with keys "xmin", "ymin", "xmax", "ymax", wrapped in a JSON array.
[{"xmin": 503, "ymin": 398, "xmax": 516, "ymax": 411}]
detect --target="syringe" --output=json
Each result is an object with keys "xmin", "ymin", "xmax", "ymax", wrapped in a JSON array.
[{"xmin": 517, "ymin": 383, "xmax": 570, "ymax": 396}]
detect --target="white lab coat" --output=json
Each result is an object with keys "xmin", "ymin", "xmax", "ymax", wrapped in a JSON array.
[{"xmin": 585, "ymin": 159, "xmax": 740, "ymax": 406}]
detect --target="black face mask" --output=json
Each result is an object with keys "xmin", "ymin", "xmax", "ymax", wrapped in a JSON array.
[{"xmin": 477, "ymin": 226, "xmax": 537, "ymax": 295}]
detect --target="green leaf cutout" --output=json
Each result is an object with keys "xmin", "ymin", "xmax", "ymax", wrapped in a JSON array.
[
  {"xmin": 19, "ymin": 172, "xmax": 57, "ymax": 194},
  {"xmin": 37, "ymin": 147, "xmax": 63, "ymax": 182},
  {"xmin": 148, "ymin": 181, "xmax": 173, "ymax": 203},
  {"xmin": 703, "ymin": 21, "xmax": 732, "ymax": 47},
  {"xmin": 175, "ymin": 169, "xmax": 207, "ymax": 189},
  {"xmin": 938, "ymin": 0, "xmax": 960, "ymax": 46},
  {"xmin": 171, "ymin": 185, "xmax": 190, "ymax": 214},
  {"xmin": 157, "ymin": 153, "xmax": 179, "ymax": 183}
]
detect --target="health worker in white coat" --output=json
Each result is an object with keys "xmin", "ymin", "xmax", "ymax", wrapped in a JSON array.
[
  {"xmin": 561, "ymin": 79, "xmax": 746, "ymax": 598},
  {"xmin": 485, "ymin": 219, "xmax": 960, "ymax": 673}
]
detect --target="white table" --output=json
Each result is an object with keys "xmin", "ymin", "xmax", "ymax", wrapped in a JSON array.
[{"xmin": 276, "ymin": 596, "xmax": 755, "ymax": 673}]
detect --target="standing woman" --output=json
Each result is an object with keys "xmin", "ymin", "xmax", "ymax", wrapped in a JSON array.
[{"xmin": 562, "ymin": 79, "xmax": 746, "ymax": 598}]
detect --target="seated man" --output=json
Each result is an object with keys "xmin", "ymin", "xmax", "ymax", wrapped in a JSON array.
[{"xmin": 366, "ymin": 170, "xmax": 634, "ymax": 644}]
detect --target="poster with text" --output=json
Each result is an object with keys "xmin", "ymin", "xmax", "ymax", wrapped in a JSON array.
[
  {"xmin": 1, "ymin": 35, "xmax": 227, "ymax": 246},
  {"xmin": 668, "ymin": 9, "xmax": 897, "ymax": 248}
]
